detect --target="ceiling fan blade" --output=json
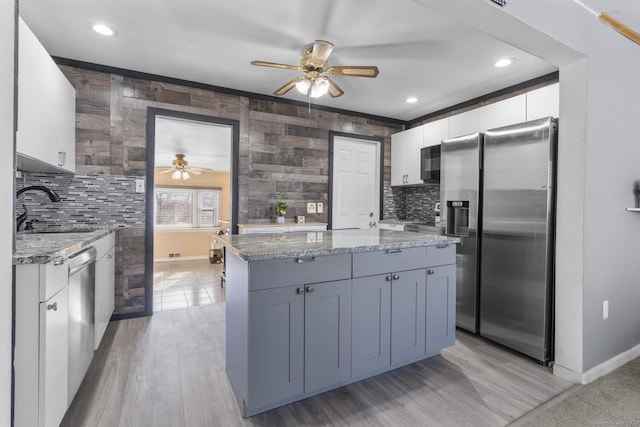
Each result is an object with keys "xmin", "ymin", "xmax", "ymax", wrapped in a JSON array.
[
  {"xmin": 326, "ymin": 77, "xmax": 344, "ymax": 98},
  {"xmin": 160, "ymin": 168, "xmax": 174, "ymax": 173},
  {"xmin": 328, "ymin": 66, "xmax": 380, "ymax": 78},
  {"xmin": 188, "ymin": 168, "xmax": 203, "ymax": 175},
  {"xmin": 274, "ymin": 76, "xmax": 306, "ymax": 96},
  {"xmin": 310, "ymin": 40, "xmax": 334, "ymax": 65},
  {"xmin": 251, "ymin": 61, "xmax": 301, "ymax": 71}
]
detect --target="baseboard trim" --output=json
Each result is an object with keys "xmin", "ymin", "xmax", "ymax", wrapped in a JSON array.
[
  {"xmin": 581, "ymin": 343, "xmax": 640, "ymax": 384},
  {"xmin": 553, "ymin": 342, "xmax": 640, "ymax": 384},
  {"xmin": 154, "ymin": 255, "xmax": 209, "ymax": 262}
]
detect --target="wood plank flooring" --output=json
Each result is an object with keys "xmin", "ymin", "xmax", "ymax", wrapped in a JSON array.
[{"xmin": 62, "ymin": 302, "xmax": 573, "ymax": 427}]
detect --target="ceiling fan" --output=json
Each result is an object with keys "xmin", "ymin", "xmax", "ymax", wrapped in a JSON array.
[
  {"xmin": 160, "ymin": 153, "xmax": 203, "ymax": 180},
  {"xmin": 251, "ymin": 40, "xmax": 379, "ymax": 99}
]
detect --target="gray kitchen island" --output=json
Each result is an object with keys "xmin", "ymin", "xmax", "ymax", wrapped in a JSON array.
[{"xmin": 215, "ymin": 229, "xmax": 460, "ymax": 417}]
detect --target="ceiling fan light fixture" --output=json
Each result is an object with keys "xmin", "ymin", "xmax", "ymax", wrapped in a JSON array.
[
  {"xmin": 310, "ymin": 77, "xmax": 330, "ymax": 98},
  {"xmin": 182, "ymin": 171, "xmax": 190, "ymax": 180},
  {"xmin": 171, "ymin": 170, "xmax": 181, "ymax": 180},
  {"xmin": 295, "ymin": 78, "xmax": 312, "ymax": 95}
]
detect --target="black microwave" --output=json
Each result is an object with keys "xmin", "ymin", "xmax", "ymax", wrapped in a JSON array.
[{"xmin": 420, "ymin": 144, "xmax": 441, "ymax": 182}]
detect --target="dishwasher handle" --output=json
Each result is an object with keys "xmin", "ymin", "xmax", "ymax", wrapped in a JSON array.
[{"xmin": 68, "ymin": 247, "xmax": 97, "ymax": 276}]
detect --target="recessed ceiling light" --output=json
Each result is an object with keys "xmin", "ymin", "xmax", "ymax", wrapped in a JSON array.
[
  {"xmin": 92, "ymin": 24, "xmax": 115, "ymax": 36},
  {"xmin": 406, "ymin": 97, "xmax": 418, "ymax": 103},
  {"xmin": 494, "ymin": 58, "xmax": 515, "ymax": 68}
]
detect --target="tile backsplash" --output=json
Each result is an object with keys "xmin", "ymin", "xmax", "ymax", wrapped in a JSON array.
[
  {"xmin": 383, "ymin": 183, "xmax": 440, "ymax": 223},
  {"xmin": 15, "ymin": 172, "xmax": 145, "ymax": 228}
]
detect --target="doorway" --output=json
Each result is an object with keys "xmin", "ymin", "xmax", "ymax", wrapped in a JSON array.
[
  {"xmin": 329, "ymin": 132, "xmax": 384, "ymax": 229},
  {"xmin": 145, "ymin": 108, "xmax": 239, "ymax": 314}
]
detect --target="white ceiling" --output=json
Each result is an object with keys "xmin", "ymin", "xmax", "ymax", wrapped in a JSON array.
[
  {"xmin": 154, "ymin": 116, "xmax": 231, "ymax": 172},
  {"xmin": 19, "ymin": 0, "xmax": 640, "ymax": 121}
]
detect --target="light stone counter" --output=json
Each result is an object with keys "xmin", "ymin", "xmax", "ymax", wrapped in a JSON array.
[
  {"xmin": 14, "ymin": 227, "xmax": 117, "ymax": 264},
  {"xmin": 215, "ymin": 228, "xmax": 459, "ymax": 261}
]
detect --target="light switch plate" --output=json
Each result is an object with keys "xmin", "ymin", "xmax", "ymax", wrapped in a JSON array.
[
  {"xmin": 135, "ymin": 179, "xmax": 145, "ymax": 193},
  {"xmin": 307, "ymin": 202, "xmax": 316, "ymax": 213},
  {"xmin": 317, "ymin": 202, "xmax": 323, "ymax": 213}
]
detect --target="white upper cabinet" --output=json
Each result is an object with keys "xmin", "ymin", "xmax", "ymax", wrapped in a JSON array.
[
  {"xmin": 17, "ymin": 17, "xmax": 75, "ymax": 173},
  {"xmin": 478, "ymin": 94, "xmax": 527, "ymax": 131},
  {"xmin": 391, "ymin": 125, "xmax": 424, "ymax": 186},
  {"xmin": 526, "ymin": 83, "xmax": 559, "ymax": 121},
  {"xmin": 449, "ymin": 109, "xmax": 480, "ymax": 137},
  {"xmin": 422, "ymin": 118, "xmax": 449, "ymax": 148}
]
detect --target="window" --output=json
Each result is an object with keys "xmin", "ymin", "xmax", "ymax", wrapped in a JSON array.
[{"xmin": 155, "ymin": 187, "xmax": 221, "ymax": 228}]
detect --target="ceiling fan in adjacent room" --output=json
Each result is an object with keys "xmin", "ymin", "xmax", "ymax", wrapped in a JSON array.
[
  {"xmin": 160, "ymin": 153, "xmax": 203, "ymax": 180},
  {"xmin": 251, "ymin": 40, "xmax": 380, "ymax": 99}
]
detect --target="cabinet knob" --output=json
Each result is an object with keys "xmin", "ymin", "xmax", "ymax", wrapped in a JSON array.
[
  {"xmin": 392, "ymin": 274, "xmax": 400, "ymax": 280},
  {"xmin": 306, "ymin": 286, "xmax": 314, "ymax": 294},
  {"xmin": 53, "ymin": 258, "xmax": 65, "ymax": 266},
  {"xmin": 296, "ymin": 287, "xmax": 305, "ymax": 294},
  {"xmin": 385, "ymin": 275, "xmax": 392, "ymax": 281},
  {"xmin": 47, "ymin": 302, "xmax": 58, "ymax": 311},
  {"xmin": 427, "ymin": 269, "xmax": 434, "ymax": 275},
  {"xmin": 107, "ymin": 253, "xmax": 113, "ymax": 259}
]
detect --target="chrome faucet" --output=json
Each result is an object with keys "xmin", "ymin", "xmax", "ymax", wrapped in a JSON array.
[{"xmin": 16, "ymin": 185, "xmax": 62, "ymax": 231}]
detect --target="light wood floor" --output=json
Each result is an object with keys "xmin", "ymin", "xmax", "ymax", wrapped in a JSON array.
[{"xmin": 62, "ymin": 302, "xmax": 573, "ymax": 427}]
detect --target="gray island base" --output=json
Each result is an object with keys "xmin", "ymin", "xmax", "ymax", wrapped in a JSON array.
[{"xmin": 216, "ymin": 229, "xmax": 460, "ymax": 417}]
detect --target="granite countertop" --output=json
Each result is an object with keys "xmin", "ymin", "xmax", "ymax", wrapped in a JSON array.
[
  {"xmin": 215, "ymin": 228, "xmax": 459, "ymax": 261},
  {"xmin": 237, "ymin": 222, "xmax": 328, "ymax": 228},
  {"xmin": 14, "ymin": 227, "xmax": 117, "ymax": 265}
]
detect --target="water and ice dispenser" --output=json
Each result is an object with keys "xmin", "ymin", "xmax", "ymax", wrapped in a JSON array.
[{"xmin": 446, "ymin": 200, "xmax": 470, "ymax": 237}]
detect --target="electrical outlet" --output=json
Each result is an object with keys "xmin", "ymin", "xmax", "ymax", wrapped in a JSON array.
[
  {"xmin": 135, "ymin": 179, "xmax": 145, "ymax": 193},
  {"xmin": 307, "ymin": 202, "xmax": 316, "ymax": 214},
  {"xmin": 317, "ymin": 202, "xmax": 323, "ymax": 213},
  {"xmin": 603, "ymin": 300, "xmax": 609, "ymax": 320}
]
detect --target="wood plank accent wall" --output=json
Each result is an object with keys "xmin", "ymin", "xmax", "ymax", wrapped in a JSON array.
[{"xmin": 59, "ymin": 64, "xmax": 402, "ymax": 316}]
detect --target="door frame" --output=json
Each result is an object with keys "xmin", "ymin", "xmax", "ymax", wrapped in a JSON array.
[
  {"xmin": 145, "ymin": 107, "xmax": 240, "ymax": 316},
  {"xmin": 328, "ymin": 131, "xmax": 384, "ymax": 229}
]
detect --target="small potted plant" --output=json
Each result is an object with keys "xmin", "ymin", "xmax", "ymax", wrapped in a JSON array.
[{"xmin": 275, "ymin": 191, "xmax": 287, "ymax": 224}]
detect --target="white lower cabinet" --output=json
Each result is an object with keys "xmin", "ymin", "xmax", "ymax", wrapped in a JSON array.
[
  {"xmin": 40, "ymin": 286, "xmax": 69, "ymax": 427},
  {"xmin": 94, "ymin": 233, "xmax": 116, "ymax": 349},
  {"xmin": 16, "ymin": 258, "xmax": 70, "ymax": 427}
]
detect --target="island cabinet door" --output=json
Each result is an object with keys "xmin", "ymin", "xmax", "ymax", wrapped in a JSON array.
[
  {"xmin": 391, "ymin": 269, "xmax": 426, "ymax": 365},
  {"xmin": 426, "ymin": 264, "xmax": 457, "ymax": 357},
  {"xmin": 351, "ymin": 275, "xmax": 391, "ymax": 379},
  {"xmin": 248, "ymin": 285, "xmax": 304, "ymax": 410},
  {"xmin": 304, "ymin": 279, "xmax": 352, "ymax": 392}
]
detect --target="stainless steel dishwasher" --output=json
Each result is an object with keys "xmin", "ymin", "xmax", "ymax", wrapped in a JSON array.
[{"xmin": 67, "ymin": 246, "xmax": 97, "ymax": 402}]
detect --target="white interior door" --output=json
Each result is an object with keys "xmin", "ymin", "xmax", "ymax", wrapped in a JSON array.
[{"xmin": 332, "ymin": 136, "xmax": 380, "ymax": 230}]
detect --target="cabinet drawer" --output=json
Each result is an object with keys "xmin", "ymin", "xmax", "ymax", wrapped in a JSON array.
[
  {"xmin": 249, "ymin": 254, "xmax": 351, "ymax": 291},
  {"xmin": 42, "ymin": 258, "xmax": 68, "ymax": 301},
  {"xmin": 426, "ymin": 244, "xmax": 456, "ymax": 267},
  {"xmin": 352, "ymin": 247, "xmax": 427, "ymax": 277}
]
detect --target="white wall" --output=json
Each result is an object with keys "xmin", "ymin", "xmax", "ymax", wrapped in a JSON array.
[
  {"xmin": 1, "ymin": 0, "xmax": 15, "ymax": 425},
  {"xmin": 416, "ymin": 0, "xmax": 640, "ymax": 380}
]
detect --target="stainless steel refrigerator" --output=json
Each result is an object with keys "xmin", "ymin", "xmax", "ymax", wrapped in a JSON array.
[
  {"xmin": 440, "ymin": 132, "xmax": 483, "ymax": 333},
  {"xmin": 480, "ymin": 117, "xmax": 557, "ymax": 363},
  {"xmin": 441, "ymin": 117, "xmax": 557, "ymax": 363}
]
